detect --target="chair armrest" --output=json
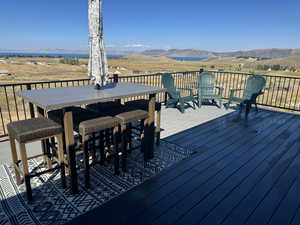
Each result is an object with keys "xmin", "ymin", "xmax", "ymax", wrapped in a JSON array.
[
  {"xmin": 229, "ymin": 88, "xmax": 244, "ymax": 98},
  {"xmin": 230, "ymin": 88, "xmax": 243, "ymax": 92},
  {"xmin": 249, "ymin": 91, "xmax": 264, "ymax": 102},
  {"xmin": 177, "ymin": 87, "xmax": 194, "ymax": 96},
  {"xmin": 215, "ymin": 86, "xmax": 224, "ymax": 95},
  {"xmin": 215, "ymin": 86, "xmax": 224, "ymax": 91}
]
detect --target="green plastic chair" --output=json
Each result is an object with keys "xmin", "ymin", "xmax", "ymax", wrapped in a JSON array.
[
  {"xmin": 228, "ymin": 74, "xmax": 266, "ymax": 119},
  {"xmin": 162, "ymin": 74, "xmax": 197, "ymax": 113},
  {"xmin": 197, "ymin": 72, "xmax": 224, "ymax": 108}
]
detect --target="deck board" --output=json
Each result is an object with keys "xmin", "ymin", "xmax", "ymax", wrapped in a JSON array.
[
  {"xmin": 151, "ymin": 114, "xmax": 298, "ymax": 225},
  {"xmin": 67, "ymin": 109, "xmax": 300, "ymax": 225},
  {"xmin": 131, "ymin": 112, "xmax": 291, "ymax": 225}
]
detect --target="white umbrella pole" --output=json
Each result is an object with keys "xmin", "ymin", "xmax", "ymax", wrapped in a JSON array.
[{"xmin": 88, "ymin": 0, "xmax": 109, "ymax": 88}]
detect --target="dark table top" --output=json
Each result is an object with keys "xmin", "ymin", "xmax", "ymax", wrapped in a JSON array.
[{"xmin": 17, "ymin": 82, "xmax": 166, "ymax": 111}]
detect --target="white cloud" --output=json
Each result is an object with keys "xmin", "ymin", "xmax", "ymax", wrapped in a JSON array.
[
  {"xmin": 123, "ymin": 44, "xmax": 150, "ymax": 48},
  {"xmin": 106, "ymin": 43, "xmax": 154, "ymax": 51}
]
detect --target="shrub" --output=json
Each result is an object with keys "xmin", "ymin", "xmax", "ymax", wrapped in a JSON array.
[{"xmin": 59, "ymin": 58, "xmax": 80, "ymax": 65}]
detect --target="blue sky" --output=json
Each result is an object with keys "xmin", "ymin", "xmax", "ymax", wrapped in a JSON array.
[{"xmin": 0, "ymin": 0, "xmax": 299, "ymax": 52}]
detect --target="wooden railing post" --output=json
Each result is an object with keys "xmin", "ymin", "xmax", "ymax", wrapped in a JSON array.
[
  {"xmin": 113, "ymin": 72, "xmax": 121, "ymax": 103},
  {"xmin": 26, "ymin": 84, "xmax": 35, "ymax": 118},
  {"xmin": 113, "ymin": 73, "xmax": 119, "ymax": 83}
]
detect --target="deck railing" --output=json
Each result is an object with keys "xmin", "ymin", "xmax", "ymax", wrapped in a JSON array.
[{"xmin": 1, "ymin": 70, "xmax": 300, "ymax": 138}]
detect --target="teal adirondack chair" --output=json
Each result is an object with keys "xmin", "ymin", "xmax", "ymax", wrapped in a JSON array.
[
  {"xmin": 228, "ymin": 74, "xmax": 266, "ymax": 119},
  {"xmin": 197, "ymin": 72, "xmax": 224, "ymax": 108},
  {"xmin": 162, "ymin": 74, "xmax": 197, "ymax": 113}
]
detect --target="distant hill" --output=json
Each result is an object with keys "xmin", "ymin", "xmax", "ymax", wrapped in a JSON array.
[
  {"xmin": 142, "ymin": 49, "xmax": 216, "ymax": 58},
  {"xmin": 215, "ymin": 48, "xmax": 300, "ymax": 58},
  {"xmin": 141, "ymin": 48, "xmax": 300, "ymax": 59},
  {"xmin": 2, "ymin": 48, "xmax": 300, "ymax": 59}
]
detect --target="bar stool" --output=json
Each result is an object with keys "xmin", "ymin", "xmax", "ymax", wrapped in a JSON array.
[
  {"xmin": 86, "ymin": 102, "xmax": 124, "ymax": 154},
  {"xmin": 48, "ymin": 106, "xmax": 101, "ymax": 162},
  {"xmin": 125, "ymin": 99, "xmax": 162, "ymax": 145},
  {"xmin": 87, "ymin": 102, "xmax": 149, "ymax": 166},
  {"xmin": 7, "ymin": 117, "xmax": 66, "ymax": 203},
  {"xmin": 115, "ymin": 109, "xmax": 148, "ymax": 172},
  {"xmin": 78, "ymin": 116, "xmax": 121, "ymax": 188}
]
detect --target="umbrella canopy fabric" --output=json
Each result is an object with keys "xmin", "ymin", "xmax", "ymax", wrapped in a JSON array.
[{"xmin": 88, "ymin": 0, "xmax": 109, "ymax": 87}]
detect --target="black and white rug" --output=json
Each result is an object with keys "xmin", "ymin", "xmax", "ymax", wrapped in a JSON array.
[{"xmin": 0, "ymin": 140, "xmax": 193, "ymax": 225}]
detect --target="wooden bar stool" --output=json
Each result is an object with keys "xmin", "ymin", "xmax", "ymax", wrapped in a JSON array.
[
  {"xmin": 116, "ymin": 109, "xmax": 148, "ymax": 172},
  {"xmin": 79, "ymin": 116, "xmax": 121, "ymax": 188},
  {"xmin": 125, "ymin": 99, "xmax": 162, "ymax": 146},
  {"xmin": 48, "ymin": 106, "xmax": 101, "ymax": 163},
  {"xmin": 7, "ymin": 117, "xmax": 66, "ymax": 203}
]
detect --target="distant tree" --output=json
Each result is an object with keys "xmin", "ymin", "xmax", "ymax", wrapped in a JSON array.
[
  {"xmin": 271, "ymin": 64, "xmax": 281, "ymax": 71},
  {"xmin": 59, "ymin": 58, "xmax": 80, "ymax": 65},
  {"xmin": 210, "ymin": 65, "xmax": 215, "ymax": 69},
  {"xmin": 290, "ymin": 66, "xmax": 297, "ymax": 72},
  {"xmin": 256, "ymin": 65, "xmax": 264, "ymax": 70},
  {"xmin": 263, "ymin": 65, "xmax": 270, "ymax": 71}
]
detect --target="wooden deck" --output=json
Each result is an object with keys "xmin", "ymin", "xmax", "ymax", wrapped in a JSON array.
[{"xmin": 68, "ymin": 108, "xmax": 300, "ymax": 225}]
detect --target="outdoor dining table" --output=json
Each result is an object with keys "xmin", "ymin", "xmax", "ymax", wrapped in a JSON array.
[{"xmin": 17, "ymin": 82, "xmax": 166, "ymax": 194}]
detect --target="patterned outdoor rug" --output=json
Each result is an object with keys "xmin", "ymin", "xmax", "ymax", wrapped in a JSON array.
[{"xmin": 0, "ymin": 140, "xmax": 193, "ymax": 225}]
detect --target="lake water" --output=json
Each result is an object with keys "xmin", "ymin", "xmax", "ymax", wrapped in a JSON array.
[
  {"xmin": 0, "ymin": 52, "xmax": 124, "ymax": 59},
  {"xmin": 168, "ymin": 57, "xmax": 207, "ymax": 61}
]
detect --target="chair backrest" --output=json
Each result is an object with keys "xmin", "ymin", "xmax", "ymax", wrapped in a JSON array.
[
  {"xmin": 198, "ymin": 72, "xmax": 216, "ymax": 96},
  {"xmin": 243, "ymin": 75, "xmax": 266, "ymax": 100},
  {"xmin": 162, "ymin": 74, "xmax": 178, "ymax": 99}
]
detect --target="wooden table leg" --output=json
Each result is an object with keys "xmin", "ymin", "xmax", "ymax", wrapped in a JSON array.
[
  {"xmin": 63, "ymin": 108, "xmax": 78, "ymax": 194},
  {"xmin": 145, "ymin": 93, "xmax": 156, "ymax": 160},
  {"xmin": 36, "ymin": 106, "xmax": 52, "ymax": 169}
]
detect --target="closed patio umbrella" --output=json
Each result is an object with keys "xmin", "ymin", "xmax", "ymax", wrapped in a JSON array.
[{"xmin": 88, "ymin": 0, "xmax": 109, "ymax": 89}]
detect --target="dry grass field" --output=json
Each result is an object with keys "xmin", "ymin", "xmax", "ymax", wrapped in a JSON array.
[
  {"xmin": 1, "ymin": 55, "xmax": 299, "ymax": 84},
  {"xmin": 0, "ymin": 55, "xmax": 299, "ymax": 139}
]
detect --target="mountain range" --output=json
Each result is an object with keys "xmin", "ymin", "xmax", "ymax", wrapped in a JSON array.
[
  {"xmin": 141, "ymin": 48, "xmax": 300, "ymax": 59},
  {"xmin": 1, "ymin": 48, "xmax": 300, "ymax": 59}
]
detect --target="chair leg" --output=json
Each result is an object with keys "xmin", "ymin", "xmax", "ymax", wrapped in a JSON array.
[
  {"xmin": 245, "ymin": 102, "xmax": 251, "ymax": 120},
  {"xmin": 45, "ymin": 139, "xmax": 52, "ymax": 169},
  {"xmin": 91, "ymin": 133, "xmax": 97, "ymax": 164},
  {"xmin": 198, "ymin": 97, "xmax": 202, "ymax": 108},
  {"xmin": 192, "ymin": 99, "xmax": 196, "ymax": 109},
  {"xmin": 99, "ymin": 131, "xmax": 105, "ymax": 165},
  {"xmin": 141, "ymin": 119, "xmax": 147, "ymax": 166},
  {"xmin": 82, "ymin": 135, "xmax": 90, "ymax": 188},
  {"xmin": 179, "ymin": 99, "xmax": 185, "ymax": 113},
  {"xmin": 239, "ymin": 103, "xmax": 244, "ymax": 114},
  {"xmin": 105, "ymin": 128, "xmax": 110, "ymax": 151},
  {"xmin": 127, "ymin": 123, "xmax": 132, "ymax": 153},
  {"xmin": 19, "ymin": 143, "xmax": 32, "ymax": 203},
  {"xmin": 227, "ymin": 101, "xmax": 231, "ymax": 109},
  {"xmin": 155, "ymin": 110, "xmax": 161, "ymax": 146},
  {"xmin": 56, "ymin": 134, "xmax": 66, "ymax": 189},
  {"xmin": 121, "ymin": 124, "xmax": 127, "ymax": 172},
  {"xmin": 219, "ymin": 99, "xmax": 223, "ymax": 109},
  {"xmin": 9, "ymin": 136, "xmax": 21, "ymax": 185},
  {"xmin": 113, "ymin": 126, "xmax": 120, "ymax": 175},
  {"xmin": 140, "ymin": 119, "xmax": 145, "ymax": 152}
]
